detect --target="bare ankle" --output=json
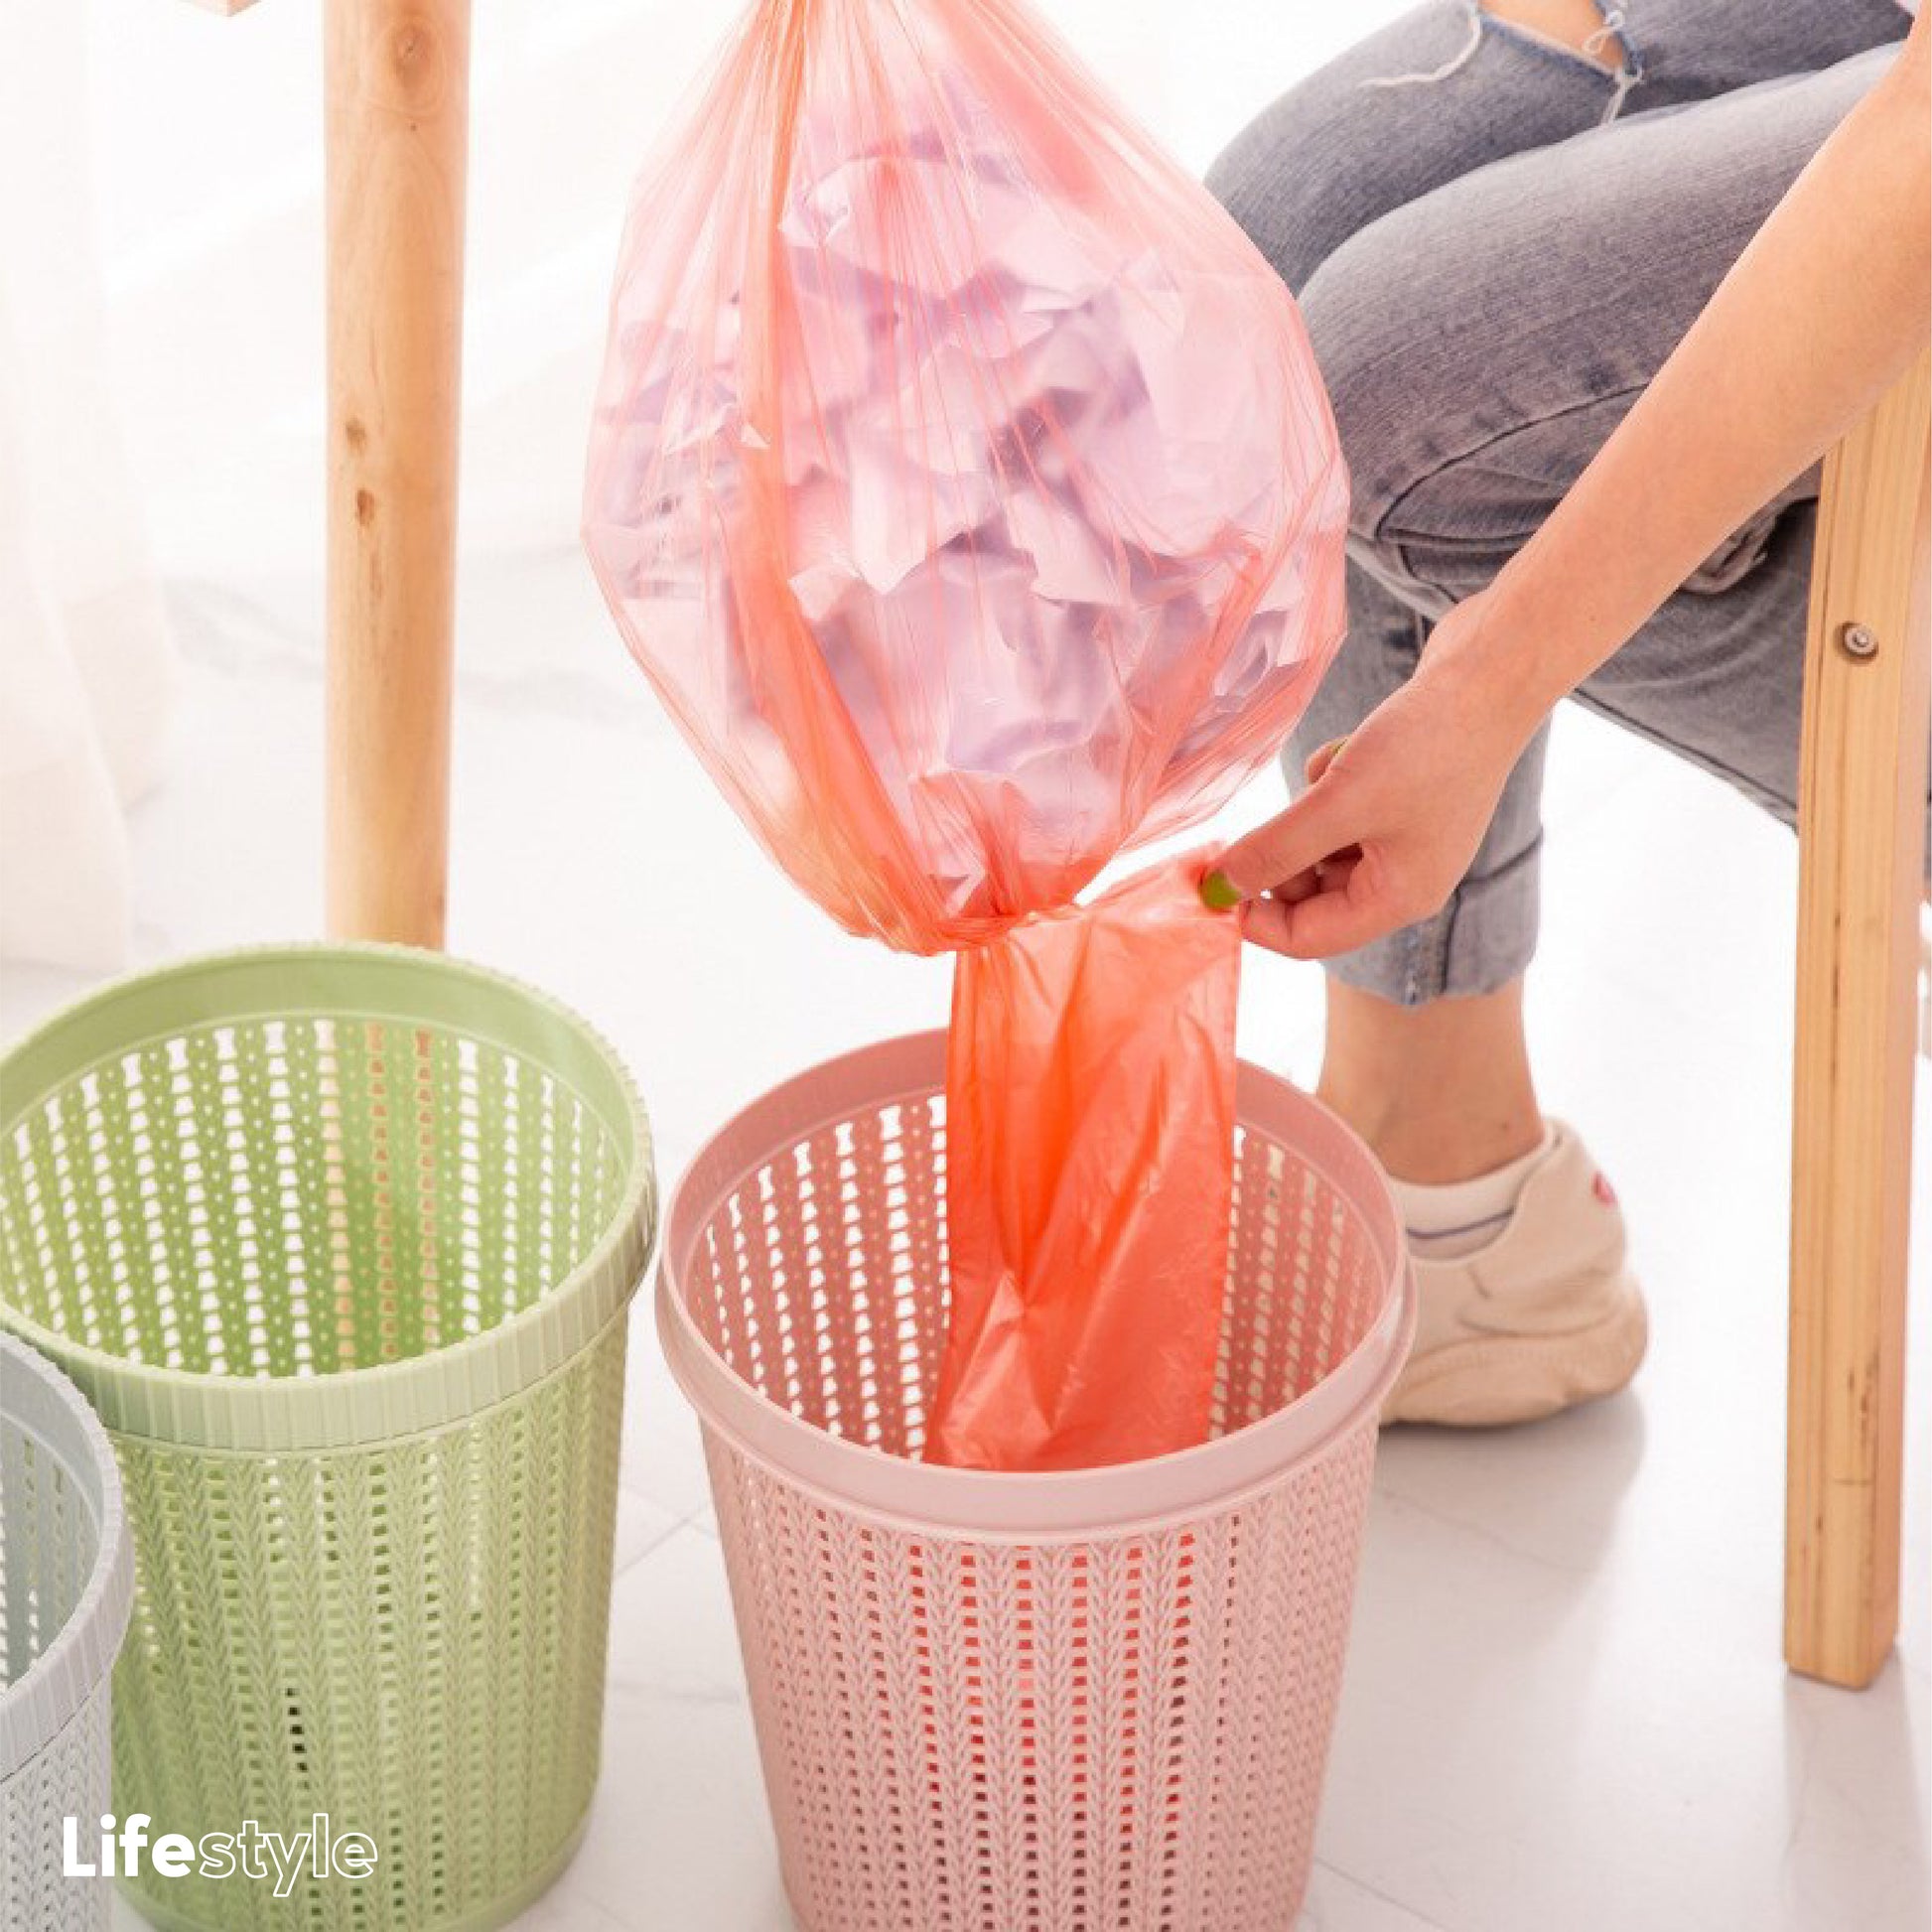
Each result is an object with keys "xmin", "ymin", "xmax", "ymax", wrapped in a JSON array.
[
  {"xmin": 1317, "ymin": 978, "xmax": 1545, "ymax": 1184},
  {"xmin": 1323, "ymin": 1089, "xmax": 1545, "ymax": 1185}
]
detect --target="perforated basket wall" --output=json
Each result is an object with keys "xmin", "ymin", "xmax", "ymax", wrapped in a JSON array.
[
  {"xmin": 1, "ymin": 1332, "xmax": 135, "ymax": 1931},
  {"xmin": 0, "ymin": 948, "xmax": 656, "ymax": 1932},
  {"xmin": 659, "ymin": 1034, "xmax": 1413, "ymax": 1932}
]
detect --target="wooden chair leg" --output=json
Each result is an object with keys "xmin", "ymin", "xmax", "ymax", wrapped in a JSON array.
[
  {"xmin": 323, "ymin": 0, "xmax": 471, "ymax": 946},
  {"xmin": 1787, "ymin": 351, "xmax": 1931, "ymax": 1688}
]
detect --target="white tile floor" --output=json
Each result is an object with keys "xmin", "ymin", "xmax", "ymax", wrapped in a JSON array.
[
  {"xmin": 12, "ymin": 2, "xmax": 1929, "ymax": 1925},
  {"xmin": 8, "ymin": 544, "xmax": 1922, "ymax": 1932}
]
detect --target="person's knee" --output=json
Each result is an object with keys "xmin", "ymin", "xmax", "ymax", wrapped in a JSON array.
[
  {"xmin": 1206, "ymin": 89, "xmax": 1362, "ymax": 295},
  {"xmin": 1297, "ymin": 225, "xmax": 1472, "ymax": 563},
  {"xmin": 1297, "ymin": 195, "xmax": 1598, "ymax": 602},
  {"xmin": 1204, "ymin": 4, "xmax": 1484, "ymax": 296},
  {"xmin": 1208, "ymin": 0, "xmax": 1609, "ymax": 294}
]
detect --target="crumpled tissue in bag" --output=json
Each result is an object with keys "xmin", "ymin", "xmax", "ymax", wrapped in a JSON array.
[{"xmin": 584, "ymin": 11, "xmax": 1348, "ymax": 951}]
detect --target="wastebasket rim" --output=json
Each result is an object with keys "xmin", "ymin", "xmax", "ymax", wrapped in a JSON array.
[
  {"xmin": 0, "ymin": 943, "xmax": 656, "ymax": 1452},
  {"xmin": 0, "ymin": 1331, "xmax": 135, "ymax": 1777},
  {"xmin": 658, "ymin": 1030, "xmax": 1416, "ymax": 1541}
]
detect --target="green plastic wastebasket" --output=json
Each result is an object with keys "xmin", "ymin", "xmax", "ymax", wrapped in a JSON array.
[{"xmin": 0, "ymin": 947, "xmax": 655, "ymax": 1931}]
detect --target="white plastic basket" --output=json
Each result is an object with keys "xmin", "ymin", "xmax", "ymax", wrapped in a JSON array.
[{"xmin": 1, "ymin": 1331, "xmax": 136, "ymax": 1931}]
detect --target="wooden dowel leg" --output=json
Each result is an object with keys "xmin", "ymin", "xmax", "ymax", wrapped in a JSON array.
[
  {"xmin": 324, "ymin": 0, "xmax": 470, "ymax": 946},
  {"xmin": 1786, "ymin": 353, "xmax": 1931, "ymax": 1689}
]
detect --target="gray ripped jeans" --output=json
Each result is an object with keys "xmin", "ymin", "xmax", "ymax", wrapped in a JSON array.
[{"xmin": 1208, "ymin": 0, "xmax": 1917, "ymax": 1005}]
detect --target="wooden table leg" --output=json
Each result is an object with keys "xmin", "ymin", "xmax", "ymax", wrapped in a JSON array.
[
  {"xmin": 324, "ymin": 0, "xmax": 470, "ymax": 946},
  {"xmin": 1787, "ymin": 352, "xmax": 1931, "ymax": 1688}
]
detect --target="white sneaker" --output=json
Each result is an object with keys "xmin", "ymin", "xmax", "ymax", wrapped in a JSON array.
[{"xmin": 1382, "ymin": 1122, "xmax": 1648, "ymax": 1428}]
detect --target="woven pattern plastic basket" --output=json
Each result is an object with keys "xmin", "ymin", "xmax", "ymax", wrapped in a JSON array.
[
  {"xmin": 1, "ymin": 1331, "xmax": 136, "ymax": 1931},
  {"xmin": 0, "ymin": 947, "xmax": 655, "ymax": 1932},
  {"xmin": 659, "ymin": 1034, "xmax": 1414, "ymax": 1932}
]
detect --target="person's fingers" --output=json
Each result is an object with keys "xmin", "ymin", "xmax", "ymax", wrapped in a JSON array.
[
  {"xmin": 1240, "ymin": 854, "xmax": 1407, "ymax": 960},
  {"xmin": 1238, "ymin": 893, "xmax": 1303, "ymax": 957},
  {"xmin": 1303, "ymin": 735, "xmax": 1348, "ymax": 785},
  {"xmin": 1313, "ymin": 850, "xmax": 1362, "ymax": 897},
  {"xmin": 1268, "ymin": 861, "xmax": 1329, "ymax": 906},
  {"xmin": 1243, "ymin": 886, "xmax": 1394, "ymax": 960},
  {"xmin": 1274, "ymin": 885, "xmax": 1398, "ymax": 958},
  {"xmin": 1258, "ymin": 852, "xmax": 1359, "ymax": 919},
  {"xmin": 1212, "ymin": 777, "xmax": 1357, "ymax": 901}
]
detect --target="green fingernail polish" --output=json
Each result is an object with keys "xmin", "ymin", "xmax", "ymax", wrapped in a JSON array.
[{"xmin": 1200, "ymin": 870, "xmax": 1241, "ymax": 911}]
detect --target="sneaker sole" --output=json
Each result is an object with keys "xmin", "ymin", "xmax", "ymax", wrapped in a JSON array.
[{"xmin": 1380, "ymin": 1272, "xmax": 1649, "ymax": 1429}]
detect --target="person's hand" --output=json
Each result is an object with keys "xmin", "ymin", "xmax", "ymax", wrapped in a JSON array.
[{"xmin": 1202, "ymin": 592, "xmax": 1546, "ymax": 959}]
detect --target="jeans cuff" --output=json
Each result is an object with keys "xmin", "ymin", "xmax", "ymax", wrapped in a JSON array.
[{"xmin": 1324, "ymin": 832, "xmax": 1543, "ymax": 1006}]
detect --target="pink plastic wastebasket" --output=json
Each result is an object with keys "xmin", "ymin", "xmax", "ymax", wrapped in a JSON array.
[{"xmin": 657, "ymin": 1034, "xmax": 1415, "ymax": 1932}]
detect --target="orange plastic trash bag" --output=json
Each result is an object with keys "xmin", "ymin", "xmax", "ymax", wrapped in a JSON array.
[
  {"xmin": 925, "ymin": 856, "xmax": 1242, "ymax": 1471},
  {"xmin": 586, "ymin": 0, "xmax": 1350, "ymax": 1471},
  {"xmin": 583, "ymin": 0, "xmax": 1347, "ymax": 954}
]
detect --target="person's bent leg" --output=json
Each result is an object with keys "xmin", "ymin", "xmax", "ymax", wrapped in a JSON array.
[
  {"xmin": 1308, "ymin": 46, "xmax": 1905, "ymax": 624},
  {"xmin": 1303, "ymin": 45, "xmax": 1918, "ymax": 842},
  {"xmin": 1242, "ymin": 27, "xmax": 1911, "ymax": 1057},
  {"xmin": 1206, "ymin": 0, "xmax": 1905, "ymax": 299},
  {"xmin": 1252, "ymin": 46, "xmax": 1911, "ymax": 1422}
]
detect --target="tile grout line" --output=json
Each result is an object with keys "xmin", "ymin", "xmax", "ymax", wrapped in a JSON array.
[{"xmin": 1311, "ymin": 1856, "xmax": 1455, "ymax": 1932}]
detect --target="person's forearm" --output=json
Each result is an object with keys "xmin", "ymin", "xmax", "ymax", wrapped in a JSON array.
[{"xmin": 1449, "ymin": 18, "xmax": 1930, "ymax": 733}]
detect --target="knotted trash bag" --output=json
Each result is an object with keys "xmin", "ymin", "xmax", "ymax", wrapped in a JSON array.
[{"xmin": 585, "ymin": 0, "xmax": 1348, "ymax": 1466}]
